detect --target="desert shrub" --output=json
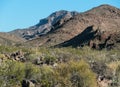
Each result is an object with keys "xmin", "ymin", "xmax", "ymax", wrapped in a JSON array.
[
  {"xmin": 0, "ymin": 54, "xmax": 6, "ymax": 61},
  {"xmin": 0, "ymin": 54, "xmax": 5, "ymax": 58},
  {"xmin": 24, "ymin": 62, "xmax": 40, "ymax": 79},
  {"xmin": 0, "ymin": 60, "xmax": 25, "ymax": 87},
  {"xmin": 91, "ymin": 61, "xmax": 113, "ymax": 79},
  {"xmin": 0, "ymin": 60, "xmax": 41, "ymax": 87},
  {"xmin": 25, "ymin": 53, "xmax": 40, "ymax": 62},
  {"xmin": 107, "ymin": 61, "xmax": 120, "ymax": 75},
  {"xmin": 0, "ymin": 46, "xmax": 119, "ymax": 87},
  {"xmin": 30, "ymin": 60, "xmax": 97, "ymax": 87},
  {"xmin": 44, "ymin": 54, "xmax": 57, "ymax": 65},
  {"xmin": 38, "ymin": 65, "xmax": 54, "ymax": 87},
  {"xmin": 53, "ymin": 60, "xmax": 97, "ymax": 87}
]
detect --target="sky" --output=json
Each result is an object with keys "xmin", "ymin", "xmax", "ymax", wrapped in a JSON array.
[{"xmin": 0, "ymin": 0, "xmax": 120, "ymax": 32}]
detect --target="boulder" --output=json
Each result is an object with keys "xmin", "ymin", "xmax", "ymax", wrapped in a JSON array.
[
  {"xmin": 10, "ymin": 50, "xmax": 26, "ymax": 62},
  {"xmin": 97, "ymin": 75, "xmax": 112, "ymax": 87},
  {"xmin": 22, "ymin": 79, "xmax": 35, "ymax": 87}
]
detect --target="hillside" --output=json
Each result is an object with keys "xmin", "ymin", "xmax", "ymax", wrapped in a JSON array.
[
  {"xmin": 25, "ymin": 4, "xmax": 120, "ymax": 49},
  {"xmin": 0, "ymin": 32, "xmax": 25, "ymax": 45}
]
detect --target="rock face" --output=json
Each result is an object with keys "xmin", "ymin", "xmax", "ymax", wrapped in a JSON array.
[{"xmin": 10, "ymin": 10, "xmax": 78, "ymax": 40}]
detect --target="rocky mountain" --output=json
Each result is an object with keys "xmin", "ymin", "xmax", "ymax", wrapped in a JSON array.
[
  {"xmin": 25, "ymin": 4, "xmax": 120, "ymax": 49},
  {"xmin": 57, "ymin": 5, "xmax": 120, "ymax": 49},
  {"xmin": 10, "ymin": 10, "xmax": 78, "ymax": 40}
]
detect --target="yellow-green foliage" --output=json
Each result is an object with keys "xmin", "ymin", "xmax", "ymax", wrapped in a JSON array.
[
  {"xmin": 53, "ymin": 60, "xmax": 97, "ymax": 87},
  {"xmin": 0, "ymin": 54, "xmax": 5, "ymax": 60},
  {"xmin": 0, "ymin": 54, "xmax": 5, "ymax": 58},
  {"xmin": 28, "ymin": 60, "xmax": 97, "ymax": 87},
  {"xmin": 0, "ymin": 45, "xmax": 120, "ymax": 87},
  {"xmin": 0, "ymin": 45, "xmax": 19, "ymax": 53},
  {"xmin": 0, "ymin": 60, "xmax": 40, "ymax": 87},
  {"xmin": 107, "ymin": 61, "xmax": 120, "ymax": 73},
  {"xmin": 0, "ymin": 60, "xmax": 25, "ymax": 87},
  {"xmin": 38, "ymin": 65, "xmax": 54, "ymax": 87},
  {"xmin": 24, "ymin": 62, "xmax": 40, "ymax": 79}
]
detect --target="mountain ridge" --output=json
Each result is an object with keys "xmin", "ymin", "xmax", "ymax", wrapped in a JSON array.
[
  {"xmin": 1, "ymin": 4, "xmax": 120, "ymax": 49},
  {"xmin": 9, "ymin": 10, "xmax": 78, "ymax": 40},
  {"xmin": 23, "ymin": 4, "xmax": 120, "ymax": 49}
]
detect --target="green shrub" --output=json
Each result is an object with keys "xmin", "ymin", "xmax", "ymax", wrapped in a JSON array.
[
  {"xmin": 24, "ymin": 62, "xmax": 40, "ymax": 79},
  {"xmin": 0, "ymin": 60, "xmax": 25, "ymax": 87},
  {"xmin": 0, "ymin": 60, "xmax": 41, "ymax": 87},
  {"xmin": 38, "ymin": 65, "xmax": 54, "ymax": 87},
  {"xmin": 54, "ymin": 60, "xmax": 97, "ymax": 87}
]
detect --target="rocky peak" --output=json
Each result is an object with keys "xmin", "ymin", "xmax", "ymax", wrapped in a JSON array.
[
  {"xmin": 34, "ymin": 10, "xmax": 78, "ymax": 29},
  {"xmin": 10, "ymin": 10, "xmax": 78, "ymax": 40}
]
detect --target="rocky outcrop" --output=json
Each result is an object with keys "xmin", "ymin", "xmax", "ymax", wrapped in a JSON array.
[
  {"xmin": 97, "ymin": 75, "xmax": 112, "ymax": 87},
  {"xmin": 5, "ymin": 50, "xmax": 26, "ymax": 62},
  {"xmin": 56, "ymin": 25, "xmax": 120, "ymax": 49},
  {"xmin": 89, "ymin": 31, "xmax": 120, "ymax": 49},
  {"xmin": 22, "ymin": 79, "xmax": 36, "ymax": 87}
]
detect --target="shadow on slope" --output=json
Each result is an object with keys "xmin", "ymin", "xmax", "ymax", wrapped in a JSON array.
[
  {"xmin": 55, "ymin": 25, "xmax": 98, "ymax": 47},
  {"xmin": 55, "ymin": 25, "xmax": 120, "ymax": 50}
]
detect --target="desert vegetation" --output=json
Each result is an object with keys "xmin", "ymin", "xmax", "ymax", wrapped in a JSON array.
[{"xmin": 0, "ymin": 45, "xmax": 120, "ymax": 87}]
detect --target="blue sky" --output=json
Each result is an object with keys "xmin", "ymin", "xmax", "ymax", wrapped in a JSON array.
[{"xmin": 0, "ymin": 0, "xmax": 120, "ymax": 32}]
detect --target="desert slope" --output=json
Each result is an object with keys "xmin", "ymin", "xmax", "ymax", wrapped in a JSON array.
[
  {"xmin": 26, "ymin": 4, "xmax": 120, "ymax": 48},
  {"xmin": 0, "ymin": 32, "xmax": 25, "ymax": 45}
]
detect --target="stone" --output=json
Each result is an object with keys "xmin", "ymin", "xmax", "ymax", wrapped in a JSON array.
[{"xmin": 22, "ymin": 79, "xmax": 35, "ymax": 87}]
